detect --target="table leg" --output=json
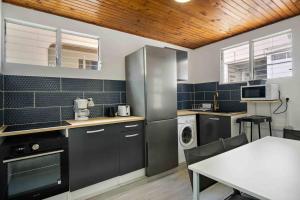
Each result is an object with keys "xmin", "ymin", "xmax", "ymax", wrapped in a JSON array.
[
  {"xmin": 193, "ymin": 171, "xmax": 200, "ymax": 200},
  {"xmin": 250, "ymin": 122, "xmax": 253, "ymax": 142},
  {"xmin": 258, "ymin": 123, "xmax": 261, "ymax": 139},
  {"xmin": 239, "ymin": 122, "xmax": 241, "ymax": 135},
  {"xmin": 269, "ymin": 121, "xmax": 272, "ymax": 136}
]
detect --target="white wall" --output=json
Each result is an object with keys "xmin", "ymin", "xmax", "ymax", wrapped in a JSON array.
[
  {"xmin": 1, "ymin": 3, "xmax": 191, "ymax": 81},
  {"xmin": 190, "ymin": 15, "xmax": 300, "ymax": 133}
]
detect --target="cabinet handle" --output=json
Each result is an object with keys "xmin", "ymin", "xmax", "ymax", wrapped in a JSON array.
[
  {"xmin": 209, "ymin": 117, "xmax": 220, "ymax": 121},
  {"xmin": 86, "ymin": 129, "xmax": 105, "ymax": 134},
  {"xmin": 125, "ymin": 133, "xmax": 139, "ymax": 138},
  {"xmin": 125, "ymin": 124, "xmax": 138, "ymax": 128}
]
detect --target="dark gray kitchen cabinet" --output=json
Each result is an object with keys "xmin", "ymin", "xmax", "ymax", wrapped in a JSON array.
[
  {"xmin": 119, "ymin": 122, "xmax": 145, "ymax": 175},
  {"xmin": 68, "ymin": 124, "xmax": 120, "ymax": 191},
  {"xmin": 69, "ymin": 121, "xmax": 145, "ymax": 191},
  {"xmin": 198, "ymin": 115, "xmax": 231, "ymax": 146}
]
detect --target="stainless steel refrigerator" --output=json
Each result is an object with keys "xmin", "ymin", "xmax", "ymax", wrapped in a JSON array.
[{"xmin": 125, "ymin": 46, "xmax": 178, "ymax": 177}]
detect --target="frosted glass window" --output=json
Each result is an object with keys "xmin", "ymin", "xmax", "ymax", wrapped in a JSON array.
[
  {"xmin": 60, "ymin": 32, "xmax": 100, "ymax": 70},
  {"xmin": 5, "ymin": 22, "xmax": 57, "ymax": 66},
  {"xmin": 221, "ymin": 43, "xmax": 250, "ymax": 83},
  {"xmin": 253, "ymin": 32, "xmax": 292, "ymax": 79}
]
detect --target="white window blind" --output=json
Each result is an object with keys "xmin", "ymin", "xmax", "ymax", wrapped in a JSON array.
[
  {"xmin": 253, "ymin": 31, "xmax": 292, "ymax": 79},
  {"xmin": 5, "ymin": 21, "xmax": 57, "ymax": 67},
  {"xmin": 60, "ymin": 32, "xmax": 100, "ymax": 70},
  {"xmin": 221, "ymin": 43, "xmax": 250, "ymax": 83}
]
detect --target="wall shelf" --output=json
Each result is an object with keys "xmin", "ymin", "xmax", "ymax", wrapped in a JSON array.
[{"xmin": 240, "ymin": 100, "xmax": 280, "ymax": 103}]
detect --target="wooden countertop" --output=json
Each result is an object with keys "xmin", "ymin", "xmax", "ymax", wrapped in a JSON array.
[
  {"xmin": 67, "ymin": 116, "xmax": 145, "ymax": 128},
  {"xmin": 177, "ymin": 110, "xmax": 198, "ymax": 116},
  {"xmin": 0, "ymin": 125, "xmax": 68, "ymax": 137},
  {"xmin": 0, "ymin": 116, "xmax": 145, "ymax": 137},
  {"xmin": 178, "ymin": 110, "xmax": 247, "ymax": 117}
]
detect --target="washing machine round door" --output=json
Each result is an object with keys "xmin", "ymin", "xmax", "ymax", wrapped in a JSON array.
[{"xmin": 179, "ymin": 125, "xmax": 194, "ymax": 147}]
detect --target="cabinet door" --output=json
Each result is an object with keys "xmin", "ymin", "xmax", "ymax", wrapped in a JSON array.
[
  {"xmin": 69, "ymin": 124, "xmax": 119, "ymax": 191},
  {"xmin": 119, "ymin": 122, "xmax": 145, "ymax": 175},
  {"xmin": 198, "ymin": 115, "xmax": 231, "ymax": 146}
]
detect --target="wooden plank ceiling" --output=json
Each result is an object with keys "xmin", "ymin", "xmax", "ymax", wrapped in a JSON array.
[{"xmin": 4, "ymin": 0, "xmax": 300, "ymax": 49}]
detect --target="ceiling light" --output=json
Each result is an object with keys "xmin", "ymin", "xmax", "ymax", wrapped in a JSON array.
[{"xmin": 175, "ymin": 0, "xmax": 191, "ymax": 3}]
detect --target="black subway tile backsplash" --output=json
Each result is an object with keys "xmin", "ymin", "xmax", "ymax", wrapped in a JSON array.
[
  {"xmin": 5, "ymin": 107, "xmax": 61, "ymax": 125},
  {"xmin": 85, "ymin": 92, "xmax": 121, "ymax": 105},
  {"xmin": 217, "ymin": 82, "xmax": 247, "ymax": 91},
  {"xmin": 3, "ymin": 75, "xmax": 126, "ymax": 125},
  {"xmin": 194, "ymin": 82, "xmax": 217, "ymax": 92},
  {"xmin": 218, "ymin": 91, "xmax": 230, "ymax": 101},
  {"xmin": 35, "ymin": 92, "xmax": 83, "ymax": 107},
  {"xmin": 5, "ymin": 75, "xmax": 60, "ymax": 91},
  {"xmin": 177, "ymin": 83, "xmax": 194, "ymax": 110},
  {"xmin": 5, "ymin": 92, "xmax": 34, "ymax": 108},
  {"xmin": 3, "ymin": 75, "xmax": 246, "ymax": 125},
  {"xmin": 104, "ymin": 80, "xmax": 126, "ymax": 92},
  {"xmin": 61, "ymin": 78, "xmax": 103, "ymax": 92},
  {"xmin": 177, "ymin": 84, "xmax": 194, "ymax": 93},
  {"xmin": 89, "ymin": 105, "xmax": 104, "ymax": 118},
  {"xmin": 61, "ymin": 106, "xmax": 74, "ymax": 121},
  {"xmin": 230, "ymin": 90, "xmax": 241, "ymax": 101}
]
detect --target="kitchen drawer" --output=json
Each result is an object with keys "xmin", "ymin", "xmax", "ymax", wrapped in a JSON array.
[
  {"xmin": 119, "ymin": 121, "xmax": 144, "ymax": 133},
  {"xmin": 119, "ymin": 129, "xmax": 145, "ymax": 175},
  {"xmin": 68, "ymin": 124, "xmax": 119, "ymax": 191}
]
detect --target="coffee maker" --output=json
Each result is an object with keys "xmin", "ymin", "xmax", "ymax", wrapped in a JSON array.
[{"xmin": 74, "ymin": 98, "xmax": 95, "ymax": 120}]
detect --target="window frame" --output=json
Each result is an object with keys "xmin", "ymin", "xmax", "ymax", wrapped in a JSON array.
[
  {"xmin": 220, "ymin": 41, "xmax": 251, "ymax": 84},
  {"xmin": 3, "ymin": 18, "xmax": 102, "ymax": 71},
  {"xmin": 220, "ymin": 29, "xmax": 293, "ymax": 84}
]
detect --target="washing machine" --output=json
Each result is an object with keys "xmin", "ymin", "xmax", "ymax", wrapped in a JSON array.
[{"xmin": 178, "ymin": 115, "xmax": 197, "ymax": 164}]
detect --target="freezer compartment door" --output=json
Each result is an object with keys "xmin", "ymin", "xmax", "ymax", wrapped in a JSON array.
[
  {"xmin": 145, "ymin": 118, "xmax": 178, "ymax": 176},
  {"xmin": 145, "ymin": 46, "xmax": 177, "ymax": 122}
]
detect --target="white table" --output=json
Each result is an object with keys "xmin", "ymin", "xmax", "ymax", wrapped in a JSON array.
[{"xmin": 188, "ymin": 136, "xmax": 300, "ymax": 200}]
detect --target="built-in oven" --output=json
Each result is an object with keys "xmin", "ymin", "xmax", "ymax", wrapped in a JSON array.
[{"xmin": 0, "ymin": 131, "xmax": 69, "ymax": 200}]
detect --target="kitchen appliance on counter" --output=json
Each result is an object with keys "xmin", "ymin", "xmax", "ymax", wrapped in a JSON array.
[
  {"xmin": 74, "ymin": 98, "xmax": 95, "ymax": 120},
  {"xmin": 126, "ymin": 46, "xmax": 178, "ymax": 176},
  {"xmin": 117, "ymin": 105, "xmax": 130, "ymax": 117},
  {"xmin": 105, "ymin": 106, "xmax": 117, "ymax": 117},
  {"xmin": 0, "ymin": 131, "xmax": 69, "ymax": 200},
  {"xmin": 241, "ymin": 83, "xmax": 279, "ymax": 101}
]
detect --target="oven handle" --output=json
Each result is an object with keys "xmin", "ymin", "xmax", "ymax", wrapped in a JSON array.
[{"xmin": 3, "ymin": 150, "xmax": 64, "ymax": 163}]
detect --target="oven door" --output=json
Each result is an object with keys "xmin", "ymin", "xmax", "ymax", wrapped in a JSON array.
[
  {"xmin": 3, "ymin": 150, "xmax": 68, "ymax": 200},
  {"xmin": 241, "ymin": 85, "xmax": 266, "ymax": 100}
]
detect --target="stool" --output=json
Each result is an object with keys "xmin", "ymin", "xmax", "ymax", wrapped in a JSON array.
[{"xmin": 236, "ymin": 115, "xmax": 272, "ymax": 142}]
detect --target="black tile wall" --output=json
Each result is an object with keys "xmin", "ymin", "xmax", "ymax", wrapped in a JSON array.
[
  {"xmin": 4, "ymin": 107, "xmax": 61, "ymax": 125},
  {"xmin": 193, "ymin": 81, "xmax": 247, "ymax": 112},
  {"xmin": 61, "ymin": 78, "xmax": 103, "ymax": 91},
  {"xmin": 5, "ymin": 75, "xmax": 60, "ymax": 91},
  {"xmin": 5, "ymin": 92, "xmax": 34, "ymax": 108},
  {"xmin": 177, "ymin": 83, "xmax": 194, "ymax": 110},
  {"xmin": 3, "ymin": 75, "xmax": 126, "ymax": 125},
  {"xmin": 0, "ymin": 74, "xmax": 3, "ymax": 125},
  {"xmin": 35, "ymin": 92, "xmax": 83, "ymax": 107}
]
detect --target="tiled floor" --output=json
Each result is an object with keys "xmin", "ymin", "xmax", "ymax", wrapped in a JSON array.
[{"xmin": 89, "ymin": 167, "xmax": 233, "ymax": 200}]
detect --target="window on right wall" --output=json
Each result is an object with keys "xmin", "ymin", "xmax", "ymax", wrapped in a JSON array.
[{"xmin": 221, "ymin": 30, "xmax": 292, "ymax": 84}]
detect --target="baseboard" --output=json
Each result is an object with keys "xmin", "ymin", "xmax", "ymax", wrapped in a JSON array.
[{"xmin": 70, "ymin": 168, "xmax": 145, "ymax": 200}]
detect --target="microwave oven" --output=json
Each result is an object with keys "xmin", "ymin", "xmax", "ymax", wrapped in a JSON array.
[{"xmin": 241, "ymin": 84, "xmax": 279, "ymax": 101}]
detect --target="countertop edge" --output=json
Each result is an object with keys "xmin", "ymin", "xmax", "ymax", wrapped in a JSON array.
[
  {"xmin": 67, "ymin": 117, "xmax": 145, "ymax": 129},
  {"xmin": 177, "ymin": 110, "xmax": 247, "ymax": 117}
]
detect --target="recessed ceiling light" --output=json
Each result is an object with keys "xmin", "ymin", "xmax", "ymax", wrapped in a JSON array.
[{"xmin": 175, "ymin": 0, "xmax": 191, "ymax": 3}]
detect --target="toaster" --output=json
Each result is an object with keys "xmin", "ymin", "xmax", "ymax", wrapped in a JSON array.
[{"xmin": 118, "ymin": 105, "xmax": 130, "ymax": 116}]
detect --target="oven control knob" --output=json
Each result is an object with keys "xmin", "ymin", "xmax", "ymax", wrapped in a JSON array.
[{"xmin": 32, "ymin": 144, "xmax": 40, "ymax": 151}]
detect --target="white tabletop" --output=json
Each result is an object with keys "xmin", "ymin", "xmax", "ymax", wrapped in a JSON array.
[{"xmin": 189, "ymin": 136, "xmax": 300, "ymax": 200}]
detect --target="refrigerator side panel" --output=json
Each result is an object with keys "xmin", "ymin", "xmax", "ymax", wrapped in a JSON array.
[
  {"xmin": 145, "ymin": 46, "xmax": 177, "ymax": 122},
  {"xmin": 145, "ymin": 118, "xmax": 178, "ymax": 176},
  {"xmin": 125, "ymin": 48, "xmax": 146, "ymax": 117}
]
